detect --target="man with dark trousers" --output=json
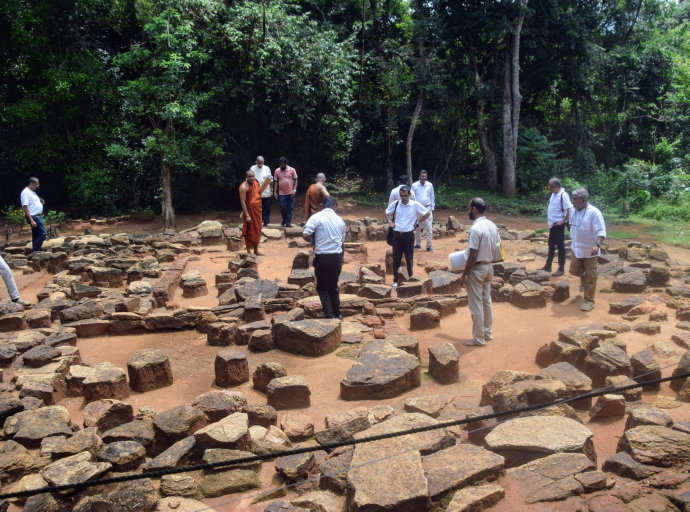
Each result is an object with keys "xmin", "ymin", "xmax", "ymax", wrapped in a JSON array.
[
  {"xmin": 386, "ymin": 186, "xmax": 430, "ymax": 287},
  {"xmin": 540, "ymin": 177, "xmax": 571, "ymax": 276},
  {"xmin": 21, "ymin": 177, "xmax": 46, "ymax": 253},
  {"xmin": 302, "ymin": 196, "xmax": 346, "ymax": 321}
]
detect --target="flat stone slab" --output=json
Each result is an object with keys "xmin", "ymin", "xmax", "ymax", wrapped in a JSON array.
[
  {"xmin": 507, "ymin": 452, "xmax": 597, "ymax": 504},
  {"xmin": 340, "ymin": 340, "xmax": 420, "ymax": 400},
  {"xmin": 446, "ymin": 484, "xmax": 505, "ymax": 512},
  {"xmin": 347, "ymin": 435, "xmax": 428, "ymax": 512},
  {"xmin": 272, "ymin": 319, "xmax": 342, "ymax": 357},
  {"xmin": 421, "ymin": 444, "xmax": 505, "ymax": 500},
  {"xmin": 484, "ymin": 416, "xmax": 595, "ymax": 468},
  {"xmin": 354, "ymin": 413, "xmax": 453, "ymax": 455}
]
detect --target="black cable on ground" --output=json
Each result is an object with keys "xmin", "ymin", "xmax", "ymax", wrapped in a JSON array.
[{"xmin": 1, "ymin": 370, "xmax": 688, "ymax": 500}]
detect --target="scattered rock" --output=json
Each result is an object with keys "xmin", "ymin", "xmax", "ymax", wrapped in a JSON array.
[
  {"xmin": 83, "ymin": 399, "xmax": 134, "ymax": 432},
  {"xmin": 281, "ymin": 414, "xmax": 314, "ymax": 442},
  {"xmin": 625, "ymin": 408, "xmax": 673, "ymax": 431},
  {"xmin": 96, "ymin": 440, "xmax": 146, "ymax": 471},
  {"xmin": 484, "ymin": 416, "xmax": 595, "ymax": 469},
  {"xmin": 602, "ymin": 451, "xmax": 662, "ymax": 480},
  {"xmin": 445, "ymin": 484, "xmax": 505, "ymax": 512},
  {"xmin": 266, "ymin": 376, "xmax": 311, "ymax": 410},
  {"xmin": 583, "ymin": 345, "xmax": 632, "ymax": 388},
  {"xmin": 272, "ymin": 319, "xmax": 342, "ymax": 356},
  {"xmin": 215, "ymin": 350, "xmax": 249, "ymax": 387},
  {"xmin": 409, "ymin": 307, "xmax": 440, "ymax": 330},
  {"xmin": 154, "ymin": 404, "xmax": 207, "ymax": 446},
  {"xmin": 127, "ymin": 348, "xmax": 173, "ymax": 392},
  {"xmin": 618, "ymin": 426, "xmax": 690, "ymax": 467},
  {"xmin": 428, "ymin": 342, "xmax": 461, "ymax": 384},
  {"xmin": 340, "ymin": 341, "xmax": 420, "ymax": 400},
  {"xmin": 191, "ymin": 390, "xmax": 247, "ymax": 423},
  {"xmin": 589, "ymin": 394, "xmax": 626, "ymax": 421}
]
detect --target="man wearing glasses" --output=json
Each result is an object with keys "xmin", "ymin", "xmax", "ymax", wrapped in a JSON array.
[
  {"xmin": 569, "ymin": 188, "xmax": 606, "ymax": 312},
  {"xmin": 540, "ymin": 177, "xmax": 571, "ymax": 276}
]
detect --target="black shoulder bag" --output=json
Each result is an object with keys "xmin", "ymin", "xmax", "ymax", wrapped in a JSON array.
[
  {"xmin": 560, "ymin": 193, "xmax": 571, "ymax": 230},
  {"xmin": 386, "ymin": 201, "xmax": 400, "ymax": 246}
]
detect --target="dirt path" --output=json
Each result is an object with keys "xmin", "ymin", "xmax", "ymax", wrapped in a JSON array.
[{"xmin": 3, "ymin": 212, "xmax": 690, "ymax": 512}]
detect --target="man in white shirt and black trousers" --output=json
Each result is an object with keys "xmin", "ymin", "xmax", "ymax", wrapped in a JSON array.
[
  {"xmin": 411, "ymin": 170, "xmax": 435, "ymax": 252},
  {"xmin": 569, "ymin": 188, "xmax": 606, "ymax": 312},
  {"xmin": 540, "ymin": 177, "xmax": 572, "ymax": 276},
  {"xmin": 302, "ymin": 196, "xmax": 347, "ymax": 321},
  {"xmin": 20, "ymin": 177, "xmax": 46, "ymax": 253},
  {"xmin": 386, "ymin": 186, "xmax": 430, "ymax": 288}
]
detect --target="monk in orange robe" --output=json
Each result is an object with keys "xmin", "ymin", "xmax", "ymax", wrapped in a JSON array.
[
  {"xmin": 304, "ymin": 173, "xmax": 330, "ymax": 223},
  {"xmin": 240, "ymin": 169, "xmax": 271, "ymax": 255}
]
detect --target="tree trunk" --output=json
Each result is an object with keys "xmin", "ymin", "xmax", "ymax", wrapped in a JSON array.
[
  {"xmin": 502, "ymin": 0, "xmax": 527, "ymax": 198},
  {"xmin": 465, "ymin": 32, "xmax": 499, "ymax": 191},
  {"xmin": 370, "ymin": 0, "xmax": 394, "ymax": 189},
  {"xmin": 406, "ymin": 0, "xmax": 426, "ymax": 185},
  {"xmin": 406, "ymin": 88, "xmax": 424, "ymax": 184},
  {"xmin": 161, "ymin": 159, "xmax": 175, "ymax": 229}
]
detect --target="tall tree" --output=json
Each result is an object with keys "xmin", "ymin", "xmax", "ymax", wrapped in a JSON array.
[
  {"xmin": 106, "ymin": 0, "xmax": 222, "ymax": 228},
  {"xmin": 502, "ymin": 0, "xmax": 528, "ymax": 197}
]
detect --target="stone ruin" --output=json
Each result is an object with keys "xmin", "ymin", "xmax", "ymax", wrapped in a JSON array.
[{"xmin": 0, "ymin": 218, "xmax": 689, "ymax": 512}]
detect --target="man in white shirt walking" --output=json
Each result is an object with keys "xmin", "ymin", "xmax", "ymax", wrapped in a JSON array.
[
  {"xmin": 540, "ymin": 177, "xmax": 571, "ymax": 276},
  {"xmin": 459, "ymin": 198, "xmax": 501, "ymax": 347},
  {"xmin": 250, "ymin": 156, "xmax": 273, "ymax": 226},
  {"xmin": 20, "ymin": 177, "xmax": 46, "ymax": 253},
  {"xmin": 411, "ymin": 170, "xmax": 435, "ymax": 252},
  {"xmin": 388, "ymin": 175, "xmax": 416, "ymax": 206},
  {"xmin": 569, "ymin": 188, "xmax": 606, "ymax": 312},
  {"xmin": 303, "ymin": 196, "xmax": 347, "ymax": 320},
  {"xmin": 386, "ymin": 186, "xmax": 430, "ymax": 287}
]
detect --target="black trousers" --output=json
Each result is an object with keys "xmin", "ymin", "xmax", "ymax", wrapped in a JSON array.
[
  {"xmin": 313, "ymin": 253, "xmax": 343, "ymax": 318},
  {"xmin": 546, "ymin": 223, "xmax": 567, "ymax": 270},
  {"xmin": 392, "ymin": 231, "xmax": 414, "ymax": 283},
  {"xmin": 261, "ymin": 197, "xmax": 271, "ymax": 226}
]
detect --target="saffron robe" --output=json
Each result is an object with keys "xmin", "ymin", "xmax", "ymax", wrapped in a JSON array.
[{"xmin": 241, "ymin": 179, "xmax": 262, "ymax": 244}]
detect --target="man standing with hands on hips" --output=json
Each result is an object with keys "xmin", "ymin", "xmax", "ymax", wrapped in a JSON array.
[
  {"xmin": 460, "ymin": 198, "xmax": 501, "ymax": 347},
  {"xmin": 386, "ymin": 186, "xmax": 430, "ymax": 288},
  {"xmin": 274, "ymin": 157, "xmax": 298, "ymax": 227},
  {"xmin": 568, "ymin": 188, "xmax": 606, "ymax": 312},
  {"xmin": 303, "ymin": 196, "xmax": 346, "ymax": 321},
  {"xmin": 21, "ymin": 177, "xmax": 46, "ymax": 253},
  {"xmin": 411, "ymin": 170, "xmax": 435, "ymax": 252}
]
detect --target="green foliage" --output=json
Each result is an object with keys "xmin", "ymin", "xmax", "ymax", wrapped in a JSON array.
[
  {"xmin": 43, "ymin": 211, "xmax": 67, "ymax": 226},
  {"xmin": 516, "ymin": 128, "xmax": 569, "ymax": 193},
  {"xmin": 607, "ymin": 231, "xmax": 639, "ymax": 239},
  {"xmin": 2, "ymin": 206, "xmax": 26, "ymax": 228}
]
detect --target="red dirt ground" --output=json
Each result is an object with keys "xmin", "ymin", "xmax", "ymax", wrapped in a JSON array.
[{"xmin": 2, "ymin": 205, "xmax": 689, "ymax": 512}]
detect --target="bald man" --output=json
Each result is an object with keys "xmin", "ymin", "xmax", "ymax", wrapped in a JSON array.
[{"xmin": 305, "ymin": 173, "xmax": 330, "ymax": 223}]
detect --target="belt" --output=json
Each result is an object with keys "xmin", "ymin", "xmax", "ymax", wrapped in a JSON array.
[{"xmin": 394, "ymin": 230, "xmax": 414, "ymax": 234}]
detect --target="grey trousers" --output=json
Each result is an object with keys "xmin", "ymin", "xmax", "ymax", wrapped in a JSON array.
[
  {"xmin": 0, "ymin": 254, "xmax": 19, "ymax": 301},
  {"xmin": 467, "ymin": 262, "xmax": 494, "ymax": 345}
]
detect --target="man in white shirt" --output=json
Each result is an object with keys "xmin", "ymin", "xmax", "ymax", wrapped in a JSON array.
[
  {"xmin": 0, "ymin": 255, "xmax": 31, "ymax": 306},
  {"xmin": 568, "ymin": 188, "xmax": 606, "ymax": 312},
  {"xmin": 303, "ymin": 196, "xmax": 347, "ymax": 320},
  {"xmin": 388, "ymin": 175, "xmax": 416, "ymax": 206},
  {"xmin": 411, "ymin": 170, "xmax": 435, "ymax": 252},
  {"xmin": 20, "ymin": 177, "xmax": 46, "ymax": 253},
  {"xmin": 250, "ymin": 157, "xmax": 273, "ymax": 226},
  {"xmin": 385, "ymin": 186, "xmax": 430, "ymax": 287},
  {"xmin": 540, "ymin": 177, "xmax": 572, "ymax": 276},
  {"xmin": 460, "ymin": 198, "xmax": 501, "ymax": 347}
]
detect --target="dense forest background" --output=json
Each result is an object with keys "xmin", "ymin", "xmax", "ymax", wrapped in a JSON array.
[{"xmin": 1, "ymin": 0, "xmax": 689, "ymax": 226}]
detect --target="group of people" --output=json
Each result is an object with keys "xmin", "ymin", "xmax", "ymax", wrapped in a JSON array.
[{"xmin": 238, "ymin": 162, "xmax": 607, "ymax": 346}]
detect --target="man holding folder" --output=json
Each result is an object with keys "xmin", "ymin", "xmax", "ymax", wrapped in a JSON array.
[{"xmin": 459, "ymin": 197, "xmax": 501, "ymax": 347}]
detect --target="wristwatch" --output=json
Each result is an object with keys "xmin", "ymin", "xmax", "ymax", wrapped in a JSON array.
[{"xmin": 596, "ymin": 242, "xmax": 602, "ymax": 248}]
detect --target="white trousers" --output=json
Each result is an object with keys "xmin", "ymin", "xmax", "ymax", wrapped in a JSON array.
[
  {"xmin": 415, "ymin": 210, "xmax": 433, "ymax": 248},
  {"xmin": 467, "ymin": 262, "xmax": 493, "ymax": 345},
  {"xmin": 0, "ymin": 254, "xmax": 19, "ymax": 301}
]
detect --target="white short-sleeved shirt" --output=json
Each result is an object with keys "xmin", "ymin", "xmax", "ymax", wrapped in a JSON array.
[
  {"xmin": 251, "ymin": 165, "xmax": 273, "ymax": 199},
  {"xmin": 569, "ymin": 204, "xmax": 606, "ymax": 259},
  {"xmin": 465, "ymin": 217, "xmax": 501, "ymax": 263},
  {"xmin": 21, "ymin": 187, "xmax": 43, "ymax": 216},
  {"xmin": 386, "ymin": 200, "xmax": 428, "ymax": 233},
  {"xmin": 547, "ymin": 189, "xmax": 572, "ymax": 228},
  {"xmin": 302, "ymin": 208, "xmax": 347, "ymax": 254},
  {"xmin": 388, "ymin": 185, "xmax": 416, "ymax": 206},
  {"xmin": 411, "ymin": 181, "xmax": 435, "ymax": 210}
]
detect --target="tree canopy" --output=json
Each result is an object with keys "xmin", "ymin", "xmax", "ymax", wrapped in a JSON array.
[{"xmin": 1, "ymin": 0, "xmax": 689, "ymax": 223}]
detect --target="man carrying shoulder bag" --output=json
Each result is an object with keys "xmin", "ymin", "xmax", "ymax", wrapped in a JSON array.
[{"xmin": 385, "ymin": 186, "xmax": 430, "ymax": 288}]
